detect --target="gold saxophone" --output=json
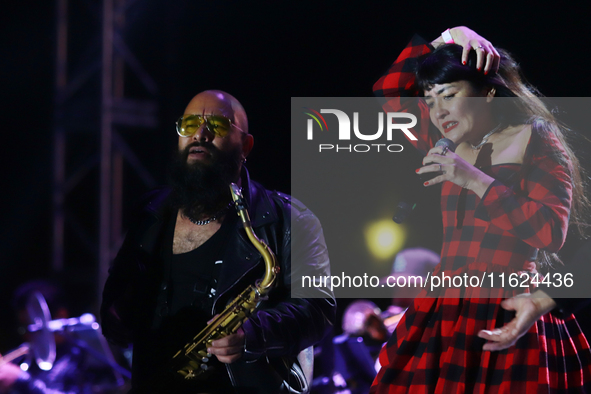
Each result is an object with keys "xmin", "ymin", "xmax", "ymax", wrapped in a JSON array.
[{"xmin": 171, "ymin": 182, "xmax": 279, "ymax": 380}]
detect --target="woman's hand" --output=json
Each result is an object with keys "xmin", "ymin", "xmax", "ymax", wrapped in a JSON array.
[
  {"xmin": 432, "ymin": 26, "xmax": 500, "ymax": 74},
  {"xmin": 477, "ymin": 290, "xmax": 557, "ymax": 351},
  {"xmin": 417, "ymin": 145, "xmax": 494, "ymax": 197}
]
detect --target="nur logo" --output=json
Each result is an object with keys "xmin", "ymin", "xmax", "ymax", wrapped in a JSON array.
[
  {"xmin": 303, "ymin": 108, "xmax": 418, "ymax": 153},
  {"xmin": 303, "ymin": 108, "xmax": 329, "ymax": 139},
  {"xmin": 304, "ymin": 108, "xmax": 418, "ymax": 141}
]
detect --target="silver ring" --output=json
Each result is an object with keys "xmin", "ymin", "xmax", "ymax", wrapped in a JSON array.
[
  {"xmin": 441, "ymin": 146, "xmax": 449, "ymax": 156},
  {"xmin": 477, "ymin": 46, "xmax": 484, "ymax": 50},
  {"xmin": 439, "ymin": 164, "xmax": 442, "ymax": 172}
]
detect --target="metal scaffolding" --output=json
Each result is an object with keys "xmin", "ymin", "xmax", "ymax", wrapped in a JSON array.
[{"xmin": 53, "ymin": 0, "xmax": 158, "ymax": 309}]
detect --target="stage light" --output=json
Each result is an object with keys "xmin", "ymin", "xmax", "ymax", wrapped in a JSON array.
[
  {"xmin": 80, "ymin": 313, "xmax": 95, "ymax": 325},
  {"xmin": 365, "ymin": 219, "xmax": 406, "ymax": 260}
]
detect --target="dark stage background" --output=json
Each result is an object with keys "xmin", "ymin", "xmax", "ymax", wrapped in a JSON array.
[{"xmin": 2, "ymin": 1, "xmax": 590, "ymax": 353}]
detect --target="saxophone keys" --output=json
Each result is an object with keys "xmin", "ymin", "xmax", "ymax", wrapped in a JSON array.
[
  {"xmin": 197, "ymin": 350, "xmax": 212, "ymax": 358},
  {"xmin": 179, "ymin": 367, "xmax": 197, "ymax": 380},
  {"xmin": 178, "ymin": 369, "xmax": 189, "ymax": 377}
]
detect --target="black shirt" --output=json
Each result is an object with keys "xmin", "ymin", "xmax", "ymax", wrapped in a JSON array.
[
  {"xmin": 169, "ymin": 212, "xmax": 236, "ymax": 317},
  {"xmin": 142, "ymin": 212, "xmax": 238, "ymax": 393}
]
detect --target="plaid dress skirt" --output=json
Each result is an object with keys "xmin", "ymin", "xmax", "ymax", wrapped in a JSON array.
[
  {"xmin": 370, "ymin": 165, "xmax": 591, "ymax": 393},
  {"xmin": 370, "ymin": 288, "xmax": 591, "ymax": 393}
]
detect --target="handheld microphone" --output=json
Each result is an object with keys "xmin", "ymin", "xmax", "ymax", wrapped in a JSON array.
[
  {"xmin": 392, "ymin": 138, "xmax": 456, "ymax": 224},
  {"xmin": 433, "ymin": 137, "xmax": 457, "ymax": 152}
]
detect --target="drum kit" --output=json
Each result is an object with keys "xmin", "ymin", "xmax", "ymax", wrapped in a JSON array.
[{"xmin": 0, "ymin": 291, "xmax": 130, "ymax": 392}]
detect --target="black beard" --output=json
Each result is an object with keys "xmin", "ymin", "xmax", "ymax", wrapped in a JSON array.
[{"xmin": 167, "ymin": 142, "xmax": 242, "ymax": 220}]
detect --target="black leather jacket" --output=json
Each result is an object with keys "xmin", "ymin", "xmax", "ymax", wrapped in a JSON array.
[{"xmin": 101, "ymin": 169, "xmax": 336, "ymax": 393}]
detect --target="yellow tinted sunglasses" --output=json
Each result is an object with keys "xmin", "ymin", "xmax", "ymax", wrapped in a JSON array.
[{"xmin": 176, "ymin": 114, "xmax": 244, "ymax": 138}]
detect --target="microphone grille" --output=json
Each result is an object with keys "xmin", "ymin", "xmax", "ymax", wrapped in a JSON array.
[{"xmin": 434, "ymin": 138, "xmax": 457, "ymax": 152}]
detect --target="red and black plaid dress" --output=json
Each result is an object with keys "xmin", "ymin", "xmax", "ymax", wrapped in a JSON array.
[{"xmin": 370, "ymin": 35, "xmax": 591, "ymax": 393}]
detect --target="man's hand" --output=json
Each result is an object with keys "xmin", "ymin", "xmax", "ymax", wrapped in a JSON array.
[
  {"xmin": 477, "ymin": 290, "xmax": 557, "ymax": 351},
  {"xmin": 207, "ymin": 328, "xmax": 245, "ymax": 363}
]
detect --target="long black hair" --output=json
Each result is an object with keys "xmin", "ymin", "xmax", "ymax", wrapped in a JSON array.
[{"xmin": 415, "ymin": 44, "xmax": 589, "ymax": 267}]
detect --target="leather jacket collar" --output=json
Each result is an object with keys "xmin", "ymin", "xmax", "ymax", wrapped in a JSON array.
[{"xmin": 238, "ymin": 167, "xmax": 279, "ymax": 229}]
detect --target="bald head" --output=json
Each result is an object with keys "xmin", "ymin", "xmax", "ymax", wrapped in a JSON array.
[
  {"xmin": 179, "ymin": 90, "xmax": 254, "ymax": 168},
  {"xmin": 183, "ymin": 90, "xmax": 248, "ymax": 134}
]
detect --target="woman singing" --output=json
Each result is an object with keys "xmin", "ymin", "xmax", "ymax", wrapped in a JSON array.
[{"xmin": 371, "ymin": 26, "xmax": 591, "ymax": 392}]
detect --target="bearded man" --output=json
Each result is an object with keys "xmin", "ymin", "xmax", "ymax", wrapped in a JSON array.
[{"xmin": 100, "ymin": 90, "xmax": 335, "ymax": 393}]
